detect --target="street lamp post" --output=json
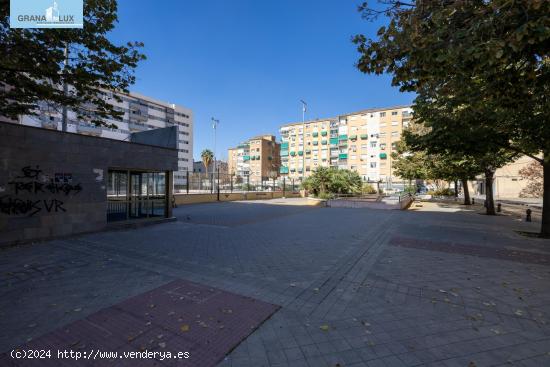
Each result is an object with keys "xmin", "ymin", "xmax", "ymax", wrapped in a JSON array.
[
  {"xmin": 300, "ymin": 100, "xmax": 307, "ymax": 184},
  {"xmin": 211, "ymin": 117, "xmax": 220, "ymax": 173}
]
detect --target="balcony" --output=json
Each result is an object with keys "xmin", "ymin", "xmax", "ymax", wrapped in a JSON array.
[
  {"xmin": 281, "ymin": 150, "xmax": 289, "ymax": 157},
  {"xmin": 77, "ymin": 124, "xmax": 102, "ymax": 136},
  {"xmin": 281, "ymin": 142, "xmax": 289, "ymax": 149},
  {"xmin": 128, "ymin": 122, "xmax": 148, "ymax": 132}
]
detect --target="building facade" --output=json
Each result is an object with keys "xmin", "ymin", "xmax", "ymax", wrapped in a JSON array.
[
  {"xmin": 193, "ymin": 160, "xmax": 228, "ymax": 175},
  {"xmin": 228, "ymin": 135, "xmax": 281, "ymax": 183},
  {"xmin": 470, "ymin": 155, "xmax": 541, "ymax": 200},
  {"xmin": 10, "ymin": 91, "xmax": 193, "ymax": 192},
  {"xmin": 0, "ymin": 122, "xmax": 178, "ymax": 246},
  {"xmin": 279, "ymin": 105, "xmax": 412, "ymax": 186}
]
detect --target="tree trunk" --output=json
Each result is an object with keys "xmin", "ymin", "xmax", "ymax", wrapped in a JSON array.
[
  {"xmin": 541, "ymin": 157, "xmax": 550, "ymax": 238},
  {"xmin": 454, "ymin": 180, "xmax": 458, "ymax": 197},
  {"xmin": 461, "ymin": 178, "xmax": 471, "ymax": 205},
  {"xmin": 485, "ymin": 168, "xmax": 496, "ymax": 215}
]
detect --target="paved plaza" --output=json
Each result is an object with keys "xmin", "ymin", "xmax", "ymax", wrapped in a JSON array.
[{"xmin": 1, "ymin": 198, "xmax": 550, "ymax": 366}]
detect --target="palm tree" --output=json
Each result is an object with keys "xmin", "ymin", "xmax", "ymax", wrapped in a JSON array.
[{"xmin": 201, "ymin": 149, "xmax": 214, "ymax": 175}]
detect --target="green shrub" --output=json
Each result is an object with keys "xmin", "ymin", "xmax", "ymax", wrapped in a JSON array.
[
  {"xmin": 428, "ymin": 188, "xmax": 455, "ymax": 196},
  {"xmin": 362, "ymin": 183, "xmax": 378, "ymax": 194}
]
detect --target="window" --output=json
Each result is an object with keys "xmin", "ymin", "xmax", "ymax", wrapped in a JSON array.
[
  {"xmin": 392, "ymin": 111, "xmax": 398, "ymax": 115},
  {"xmin": 391, "ymin": 131, "xmax": 399, "ymax": 137},
  {"xmin": 370, "ymin": 162, "xmax": 377, "ymax": 168},
  {"xmin": 380, "ymin": 112, "xmax": 386, "ymax": 117},
  {"xmin": 391, "ymin": 121, "xmax": 399, "ymax": 126},
  {"xmin": 380, "ymin": 123, "xmax": 387, "ymax": 128},
  {"xmin": 370, "ymin": 141, "xmax": 377, "ymax": 148}
]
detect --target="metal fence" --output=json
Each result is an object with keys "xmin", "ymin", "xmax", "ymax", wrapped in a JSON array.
[{"xmin": 175, "ymin": 172, "xmax": 300, "ymax": 194}]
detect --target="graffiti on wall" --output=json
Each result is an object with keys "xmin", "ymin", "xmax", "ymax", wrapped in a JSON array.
[{"xmin": 0, "ymin": 165, "xmax": 82, "ymax": 216}]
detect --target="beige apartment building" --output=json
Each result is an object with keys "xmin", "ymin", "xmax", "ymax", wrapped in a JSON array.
[
  {"xmin": 279, "ymin": 105, "xmax": 413, "ymax": 188},
  {"xmin": 469, "ymin": 155, "xmax": 541, "ymax": 200},
  {"xmin": 228, "ymin": 135, "xmax": 281, "ymax": 184}
]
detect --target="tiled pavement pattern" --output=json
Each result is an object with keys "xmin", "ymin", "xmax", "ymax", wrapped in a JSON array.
[
  {"xmin": 1, "ymin": 199, "xmax": 550, "ymax": 366},
  {"xmin": 0, "ymin": 279, "xmax": 279, "ymax": 367}
]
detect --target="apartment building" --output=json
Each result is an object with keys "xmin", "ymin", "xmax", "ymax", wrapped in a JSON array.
[
  {"xmin": 279, "ymin": 105, "xmax": 412, "ymax": 186},
  {"xmin": 228, "ymin": 135, "xmax": 281, "ymax": 183},
  {"xmin": 9, "ymin": 91, "xmax": 193, "ymax": 191}
]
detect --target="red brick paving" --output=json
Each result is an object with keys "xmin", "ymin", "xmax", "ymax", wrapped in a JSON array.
[
  {"xmin": 390, "ymin": 236, "xmax": 550, "ymax": 266},
  {"xmin": 1, "ymin": 279, "xmax": 279, "ymax": 366}
]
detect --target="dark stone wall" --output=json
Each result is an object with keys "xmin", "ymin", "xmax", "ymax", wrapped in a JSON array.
[
  {"xmin": 130, "ymin": 126, "xmax": 178, "ymax": 149},
  {"xmin": 0, "ymin": 122, "xmax": 178, "ymax": 246}
]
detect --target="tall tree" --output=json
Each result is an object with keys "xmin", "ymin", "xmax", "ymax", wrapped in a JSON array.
[
  {"xmin": 0, "ymin": 0, "xmax": 145, "ymax": 127},
  {"xmin": 519, "ymin": 161, "xmax": 544, "ymax": 199},
  {"xmin": 201, "ymin": 149, "xmax": 214, "ymax": 175},
  {"xmin": 354, "ymin": 1, "xmax": 550, "ymax": 234}
]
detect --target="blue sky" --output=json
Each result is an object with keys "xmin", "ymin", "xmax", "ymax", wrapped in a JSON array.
[{"xmin": 110, "ymin": 0, "xmax": 414, "ymax": 161}]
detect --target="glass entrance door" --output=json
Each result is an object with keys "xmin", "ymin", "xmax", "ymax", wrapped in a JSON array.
[
  {"xmin": 129, "ymin": 171, "xmax": 167, "ymax": 219},
  {"xmin": 107, "ymin": 170, "xmax": 167, "ymax": 222}
]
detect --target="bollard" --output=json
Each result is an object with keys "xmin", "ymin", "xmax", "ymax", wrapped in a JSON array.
[
  {"xmin": 526, "ymin": 209, "xmax": 532, "ymax": 222},
  {"xmin": 497, "ymin": 203, "xmax": 501, "ymax": 212}
]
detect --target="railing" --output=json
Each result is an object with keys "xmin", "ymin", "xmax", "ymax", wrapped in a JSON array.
[{"xmin": 178, "ymin": 171, "xmax": 300, "ymax": 195}]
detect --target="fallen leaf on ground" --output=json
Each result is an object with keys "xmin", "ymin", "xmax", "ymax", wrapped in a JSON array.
[
  {"xmin": 180, "ymin": 324, "xmax": 190, "ymax": 332},
  {"xmin": 320, "ymin": 325, "xmax": 330, "ymax": 332}
]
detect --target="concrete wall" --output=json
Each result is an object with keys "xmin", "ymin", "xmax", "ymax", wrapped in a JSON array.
[
  {"xmin": 0, "ymin": 122, "xmax": 178, "ymax": 246},
  {"xmin": 174, "ymin": 191, "xmax": 302, "ymax": 205}
]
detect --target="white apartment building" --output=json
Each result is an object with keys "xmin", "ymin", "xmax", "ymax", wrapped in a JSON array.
[{"xmin": 14, "ymin": 91, "xmax": 193, "ymax": 191}]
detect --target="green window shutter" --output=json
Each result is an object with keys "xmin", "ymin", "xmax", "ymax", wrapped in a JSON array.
[
  {"xmin": 338, "ymin": 134, "xmax": 348, "ymax": 140},
  {"xmin": 349, "ymin": 135, "xmax": 357, "ymax": 140},
  {"xmin": 298, "ymin": 151, "xmax": 304, "ymax": 156},
  {"xmin": 290, "ymin": 151, "xmax": 296, "ymax": 156},
  {"xmin": 312, "ymin": 132, "xmax": 318, "ymax": 137},
  {"xmin": 313, "ymin": 141, "xmax": 319, "ymax": 146},
  {"xmin": 360, "ymin": 134, "xmax": 368, "ymax": 139},
  {"xmin": 380, "ymin": 153, "xmax": 387, "ymax": 159},
  {"xmin": 339, "ymin": 153, "xmax": 348, "ymax": 159},
  {"xmin": 321, "ymin": 131, "xmax": 328, "ymax": 136},
  {"xmin": 321, "ymin": 140, "xmax": 328, "ymax": 145}
]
